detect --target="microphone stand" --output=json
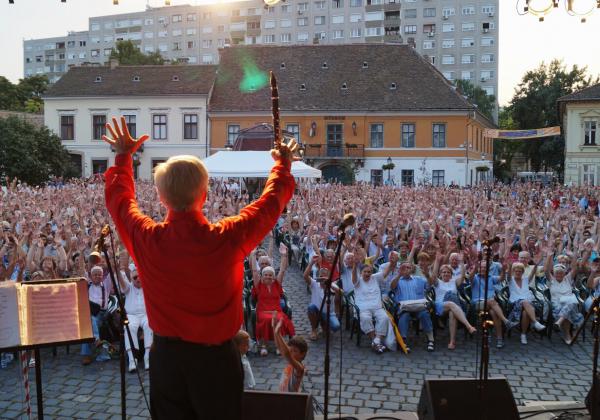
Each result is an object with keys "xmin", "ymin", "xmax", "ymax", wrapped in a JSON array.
[
  {"xmin": 97, "ymin": 229, "xmax": 138, "ymax": 420},
  {"xmin": 570, "ymin": 295, "xmax": 600, "ymax": 419},
  {"xmin": 316, "ymin": 227, "xmax": 346, "ymax": 420},
  {"xmin": 478, "ymin": 241, "xmax": 493, "ymax": 420}
]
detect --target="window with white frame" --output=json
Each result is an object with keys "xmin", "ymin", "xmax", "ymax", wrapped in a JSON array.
[
  {"xmin": 481, "ymin": 37, "xmax": 494, "ymax": 46},
  {"xmin": 351, "ymin": 28, "xmax": 362, "ymax": 37},
  {"xmin": 158, "ymin": 44, "xmax": 168, "ymax": 52},
  {"xmin": 298, "ymin": 2, "xmax": 309, "ymax": 11},
  {"xmin": 333, "ymin": 29, "xmax": 344, "ymax": 39},
  {"xmin": 173, "ymin": 42, "xmax": 182, "ymax": 51},
  {"xmin": 172, "ymin": 29, "xmax": 183, "ymax": 37},
  {"xmin": 203, "ymin": 26, "xmax": 213, "ymax": 33},
  {"xmin": 187, "ymin": 28, "xmax": 197, "ymax": 35},
  {"xmin": 423, "ymin": 8, "xmax": 436, "ymax": 17},
  {"xmin": 280, "ymin": 33, "xmax": 292, "ymax": 42},
  {"xmin": 315, "ymin": 31, "xmax": 327, "ymax": 40},
  {"xmin": 188, "ymin": 56, "xmax": 197, "ymax": 63},
  {"xmin": 281, "ymin": 4, "xmax": 290, "ymax": 12},
  {"xmin": 93, "ymin": 115, "xmax": 107, "ymax": 140},
  {"xmin": 202, "ymin": 40, "xmax": 212, "ymax": 48},
  {"xmin": 462, "ymin": 5, "xmax": 475, "ymax": 15},
  {"xmin": 480, "ymin": 70, "xmax": 494, "ymax": 80},
  {"xmin": 461, "ymin": 70, "xmax": 474, "ymax": 80},
  {"xmin": 104, "ymin": 35, "xmax": 113, "ymax": 43},
  {"xmin": 402, "ymin": 123, "xmax": 415, "ymax": 148},
  {"xmin": 482, "ymin": 86, "xmax": 494, "ymax": 95},
  {"xmin": 91, "ymin": 37, "xmax": 100, "ymax": 44},
  {"xmin": 144, "ymin": 32, "xmax": 154, "ymax": 39},
  {"xmin": 365, "ymin": 27, "xmax": 383, "ymax": 36},
  {"xmin": 462, "ymin": 22, "xmax": 475, "ymax": 31},
  {"xmin": 202, "ymin": 54, "xmax": 213, "ymax": 63},
  {"xmin": 104, "ymin": 48, "xmax": 112, "ymax": 56},
  {"xmin": 441, "ymin": 55, "xmax": 455, "ymax": 65},
  {"xmin": 461, "ymin": 54, "xmax": 475, "ymax": 63},
  {"xmin": 481, "ymin": 53, "xmax": 494, "ymax": 63},
  {"xmin": 442, "ymin": 23, "xmax": 455, "ymax": 32},
  {"xmin": 286, "ymin": 124, "xmax": 300, "ymax": 142},
  {"xmin": 91, "ymin": 22, "xmax": 100, "ymax": 31},
  {"xmin": 188, "ymin": 13, "xmax": 197, "ymax": 21},
  {"xmin": 123, "ymin": 115, "xmax": 136, "ymax": 138},
  {"xmin": 584, "ymin": 121, "xmax": 597, "ymax": 145},
  {"xmin": 60, "ymin": 115, "xmax": 75, "ymax": 140},
  {"xmin": 442, "ymin": 39, "xmax": 455, "ymax": 48},
  {"xmin": 404, "ymin": 25, "xmax": 417, "ymax": 34},
  {"xmin": 331, "ymin": 0, "xmax": 343, "ymax": 8},
  {"xmin": 482, "ymin": 5, "xmax": 495, "ymax": 15},
  {"xmin": 332, "ymin": 15, "xmax": 344, "ymax": 24},
  {"xmin": 227, "ymin": 124, "xmax": 240, "ymax": 144},
  {"xmin": 315, "ymin": 0, "xmax": 326, "ymax": 8},
  {"xmin": 350, "ymin": 13, "xmax": 362, "ymax": 22},
  {"xmin": 432, "ymin": 170, "xmax": 445, "ymax": 186},
  {"xmin": 442, "ymin": 7, "xmax": 455, "ymax": 16},
  {"xmin": 366, "ymin": 11, "xmax": 384, "ymax": 20},
  {"xmin": 264, "ymin": 19, "xmax": 275, "ymax": 29},
  {"xmin": 350, "ymin": 0, "xmax": 362, "ymax": 6},
  {"xmin": 104, "ymin": 21, "xmax": 113, "ymax": 29},
  {"xmin": 298, "ymin": 32, "xmax": 309, "ymax": 41},
  {"xmin": 583, "ymin": 164, "xmax": 596, "ymax": 185},
  {"xmin": 172, "ymin": 14, "xmax": 182, "ymax": 22},
  {"xmin": 461, "ymin": 37, "xmax": 475, "ymax": 47},
  {"xmin": 158, "ymin": 30, "xmax": 168, "ymax": 38},
  {"xmin": 423, "ymin": 40, "xmax": 435, "ymax": 49},
  {"xmin": 144, "ymin": 46, "xmax": 154, "ymax": 53},
  {"xmin": 264, "ymin": 34, "xmax": 276, "ymax": 43},
  {"xmin": 432, "ymin": 123, "xmax": 446, "ymax": 148},
  {"xmin": 315, "ymin": 16, "xmax": 326, "ymax": 25},
  {"xmin": 280, "ymin": 19, "xmax": 292, "ymax": 27},
  {"xmin": 370, "ymin": 124, "xmax": 384, "ymax": 148},
  {"xmin": 371, "ymin": 169, "xmax": 383, "ymax": 186},
  {"xmin": 401, "ymin": 170, "xmax": 414, "ymax": 186},
  {"xmin": 298, "ymin": 17, "xmax": 308, "ymax": 26},
  {"xmin": 404, "ymin": 9, "xmax": 417, "ymax": 18}
]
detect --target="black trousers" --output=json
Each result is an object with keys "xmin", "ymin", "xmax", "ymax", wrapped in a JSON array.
[{"xmin": 150, "ymin": 335, "xmax": 243, "ymax": 420}]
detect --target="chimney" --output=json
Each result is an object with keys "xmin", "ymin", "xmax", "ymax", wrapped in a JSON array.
[{"xmin": 109, "ymin": 58, "xmax": 119, "ymax": 70}]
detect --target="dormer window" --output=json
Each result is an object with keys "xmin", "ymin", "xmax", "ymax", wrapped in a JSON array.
[
  {"xmin": 172, "ymin": 75, "xmax": 180, "ymax": 82},
  {"xmin": 280, "ymin": 62, "xmax": 286, "ymax": 69},
  {"xmin": 132, "ymin": 75, "xmax": 141, "ymax": 82},
  {"xmin": 94, "ymin": 76, "xmax": 102, "ymax": 83},
  {"xmin": 341, "ymin": 82, "xmax": 348, "ymax": 90},
  {"xmin": 322, "ymin": 62, "xmax": 328, "ymax": 69},
  {"xmin": 390, "ymin": 82, "xmax": 397, "ymax": 90},
  {"xmin": 362, "ymin": 61, "xmax": 368, "ymax": 69},
  {"xmin": 300, "ymin": 83, "xmax": 306, "ymax": 91}
]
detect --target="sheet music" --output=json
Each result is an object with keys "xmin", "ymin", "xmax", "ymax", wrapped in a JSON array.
[
  {"xmin": 23, "ymin": 282, "xmax": 80, "ymax": 345},
  {"xmin": 0, "ymin": 282, "xmax": 20, "ymax": 348}
]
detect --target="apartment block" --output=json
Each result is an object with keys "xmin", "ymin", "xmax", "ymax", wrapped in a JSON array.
[{"xmin": 24, "ymin": 0, "xmax": 498, "ymax": 101}]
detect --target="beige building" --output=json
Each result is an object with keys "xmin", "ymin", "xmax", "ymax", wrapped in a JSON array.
[
  {"xmin": 558, "ymin": 84, "xmax": 600, "ymax": 186},
  {"xmin": 24, "ymin": 0, "xmax": 498, "ymax": 106},
  {"xmin": 43, "ymin": 64, "xmax": 215, "ymax": 179}
]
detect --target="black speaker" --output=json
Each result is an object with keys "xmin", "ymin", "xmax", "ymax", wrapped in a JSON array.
[
  {"xmin": 242, "ymin": 390, "xmax": 314, "ymax": 420},
  {"xmin": 585, "ymin": 373, "xmax": 600, "ymax": 419},
  {"xmin": 418, "ymin": 377, "xmax": 519, "ymax": 420}
]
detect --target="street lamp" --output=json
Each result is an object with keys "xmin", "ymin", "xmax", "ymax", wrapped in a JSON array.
[
  {"xmin": 386, "ymin": 156, "xmax": 392, "ymax": 182},
  {"xmin": 460, "ymin": 141, "xmax": 471, "ymax": 186}
]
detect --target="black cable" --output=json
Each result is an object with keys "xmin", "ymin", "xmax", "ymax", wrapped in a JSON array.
[
  {"xmin": 339, "ymin": 289, "xmax": 343, "ymax": 419},
  {"xmin": 107, "ymin": 227, "xmax": 152, "ymax": 418}
]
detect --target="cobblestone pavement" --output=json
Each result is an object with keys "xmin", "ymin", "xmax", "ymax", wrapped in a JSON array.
[{"xmin": 0, "ymin": 251, "xmax": 595, "ymax": 419}]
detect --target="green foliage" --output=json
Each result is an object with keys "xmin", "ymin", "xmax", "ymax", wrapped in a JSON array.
[
  {"xmin": 381, "ymin": 162, "xmax": 395, "ymax": 171},
  {"xmin": 109, "ymin": 40, "xmax": 165, "ymax": 65},
  {"xmin": 0, "ymin": 116, "xmax": 75, "ymax": 185},
  {"xmin": 455, "ymin": 79, "xmax": 496, "ymax": 120},
  {"xmin": 504, "ymin": 59, "xmax": 599, "ymax": 174},
  {"xmin": 0, "ymin": 75, "xmax": 48, "ymax": 112}
]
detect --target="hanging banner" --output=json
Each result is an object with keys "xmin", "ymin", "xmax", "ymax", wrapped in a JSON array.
[{"xmin": 483, "ymin": 126, "xmax": 561, "ymax": 140}]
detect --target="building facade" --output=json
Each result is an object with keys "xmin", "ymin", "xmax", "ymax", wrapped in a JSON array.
[
  {"xmin": 24, "ymin": 0, "xmax": 498, "ymax": 102},
  {"xmin": 43, "ymin": 64, "xmax": 215, "ymax": 179},
  {"xmin": 209, "ymin": 44, "xmax": 494, "ymax": 186},
  {"xmin": 559, "ymin": 84, "xmax": 600, "ymax": 186}
]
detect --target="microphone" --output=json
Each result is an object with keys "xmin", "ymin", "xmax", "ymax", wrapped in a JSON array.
[
  {"xmin": 93, "ymin": 225, "xmax": 111, "ymax": 253},
  {"xmin": 338, "ymin": 213, "xmax": 356, "ymax": 232}
]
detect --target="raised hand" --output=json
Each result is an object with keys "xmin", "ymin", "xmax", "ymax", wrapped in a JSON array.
[
  {"xmin": 271, "ymin": 138, "xmax": 301, "ymax": 164},
  {"xmin": 102, "ymin": 116, "xmax": 149, "ymax": 155}
]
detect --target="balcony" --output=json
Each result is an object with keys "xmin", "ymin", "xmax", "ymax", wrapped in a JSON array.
[{"xmin": 303, "ymin": 143, "xmax": 365, "ymax": 159}]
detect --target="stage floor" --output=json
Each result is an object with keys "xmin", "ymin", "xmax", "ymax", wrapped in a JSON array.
[{"xmin": 314, "ymin": 401, "xmax": 589, "ymax": 419}]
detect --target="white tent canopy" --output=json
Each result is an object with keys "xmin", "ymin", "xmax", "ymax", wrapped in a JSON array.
[{"xmin": 203, "ymin": 151, "xmax": 321, "ymax": 178}]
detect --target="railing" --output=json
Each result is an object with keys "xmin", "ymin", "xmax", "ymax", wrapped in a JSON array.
[{"xmin": 303, "ymin": 143, "xmax": 365, "ymax": 158}]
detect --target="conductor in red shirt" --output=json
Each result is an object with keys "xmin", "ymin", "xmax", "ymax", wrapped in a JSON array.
[{"xmin": 102, "ymin": 117, "xmax": 298, "ymax": 419}]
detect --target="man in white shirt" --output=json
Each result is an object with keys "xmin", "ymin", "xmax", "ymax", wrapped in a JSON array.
[
  {"xmin": 118, "ymin": 268, "xmax": 153, "ymax": 372},
  {"xmin": 82, "ymin": 265, "xmax": 114, "ymax": 365}
]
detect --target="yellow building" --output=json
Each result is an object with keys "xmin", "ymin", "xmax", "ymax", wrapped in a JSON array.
[{"xmin": 209, "ymin": 44, "xmax": 494, "ymax": 185}]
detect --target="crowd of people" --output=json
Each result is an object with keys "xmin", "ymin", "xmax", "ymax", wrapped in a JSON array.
[{"xmin": 2, "ymin": 175, "xmax": 600, "ymax": 388}]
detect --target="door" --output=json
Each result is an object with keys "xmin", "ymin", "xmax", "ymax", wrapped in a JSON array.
[{"xmin": 327, "ymin": 124, "xmax": 343, "ymax": 157}]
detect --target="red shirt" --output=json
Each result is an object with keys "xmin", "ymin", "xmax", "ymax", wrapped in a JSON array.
[{"xmin": 105, "ymin": 154, "xmax": 295, "ymax": 344}]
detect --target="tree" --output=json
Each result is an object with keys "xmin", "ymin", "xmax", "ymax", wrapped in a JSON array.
[
  {"xmin": 506, "ymin": 60, "xmax": 599, "ymax": 174},
  {"xmin": 455, "ymin": 79, "xmax": 496, "ymax": 120},
  {"xmin": 109, "ymin": 40, "xmax": 165, "ymax": 65},
  {"xmin": 0, "ymin": 75, "xmax": 48, "ymax": 112},
  {"xmin": 0, "ymin": 116, "xmax": 76, "ymax": 185}
]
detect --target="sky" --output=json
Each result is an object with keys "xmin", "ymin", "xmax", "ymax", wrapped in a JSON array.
[{"xmin": 1, "ymin": 0, "xmax": 599, "ymax": 106}]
